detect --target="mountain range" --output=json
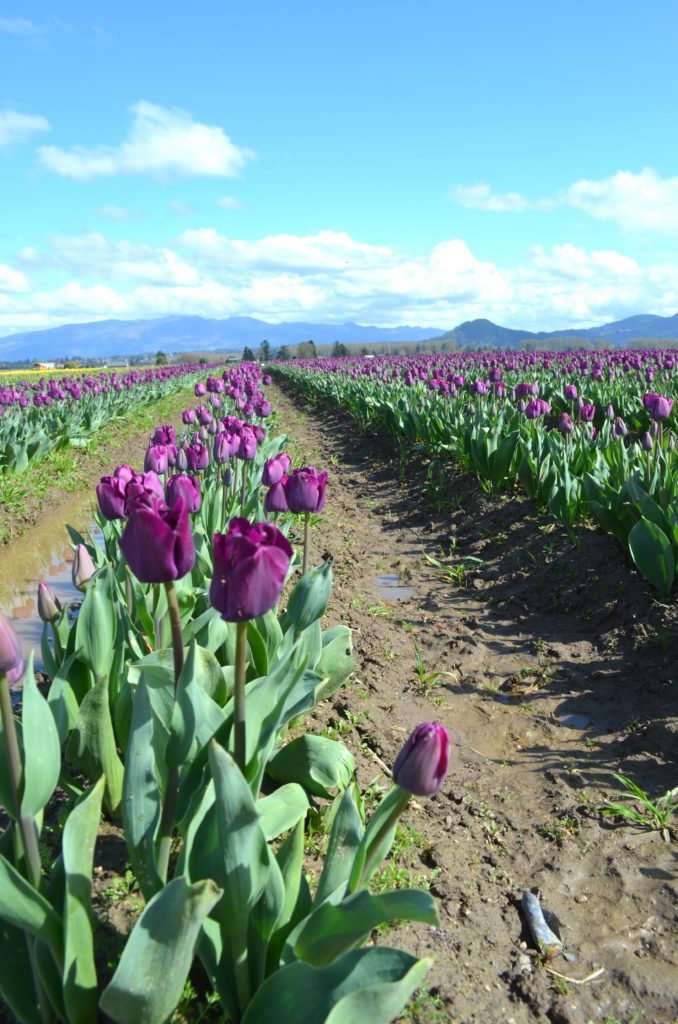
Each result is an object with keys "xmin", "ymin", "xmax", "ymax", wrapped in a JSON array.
[{"xmin": 1, "ymin": 310, "xmax": 678, "ymax": 362}]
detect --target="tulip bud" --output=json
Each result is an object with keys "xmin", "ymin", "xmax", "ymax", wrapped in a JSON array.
[
  {"xmin": 641, "ymin": 431, "xmax": 654, "ymax": 451},
  {"xmin": 392, "ymin": 722, "xmax": 450, "ymax": 797},
  {"xmin": 120, "ymin": 498, "xmax": 195, "ymax": 584},
  {"xmin": 37, "ymin": 582, "xmax": 61, "ymax": 623},
  {"xmin": 210, "ymin": 518, "xmax": 293, "ymax": 621},
  {"xmin": 0, "ymin": 612, "xmax": 24, "ymax": 684},
  {"xmin": 72, "ymin": 544, "xmax": 96, "ymax": 591},
  {"xmin": 285, "ymin": 467, "xmax": 328, "ymax": 513}
]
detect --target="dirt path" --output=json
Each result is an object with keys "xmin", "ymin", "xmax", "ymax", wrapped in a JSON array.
[{"xmin": 270, "ymin": 380, "xmax": 678, "ymax": 1024}]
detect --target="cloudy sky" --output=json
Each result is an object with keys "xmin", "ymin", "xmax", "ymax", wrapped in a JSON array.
[{"xmin": 0, "ymin": 1, "xmax": 677, "ymax": 337}]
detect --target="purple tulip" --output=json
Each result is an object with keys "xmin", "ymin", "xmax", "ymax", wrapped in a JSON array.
[
  {"xmin": 114, "ymin": 464, "xmax": 135, "ymax": 484},
  {"xmin": 558, "ymin": 412, "xmax": 574, "ymax": 435},
  {"xmin": 151, "ymin": 425, "xmax": 176, "ymax": 446},
  {"xmin": 285, "ymin": 467, "xmax": 328, "ymax": 513},
  {"xmin": 392, "ymin": 722, "xmax": 450, "ymax": 797},
  {"xmin": 37, "ymin": 582, "xmax": 61, "ymax": 623},
  {"xmin": 212, "ymin": 432, "xmax": 232, "ymax": 464},
  {"xmin": 72, "ymin": 544, "xmax": 96, "ymax": 591},
  {"xmin": 641, "ymin": 431, "xmax": 654, "ymax": 451},
  {"xmin": 121, "ymin": 498, "xmax": 195, "ymax": 583},
  {"xmin": 524, "ymin": 399, "xmax": 552, "ymax": 420},
  {"xmin": 262, "ymin": 456, "xmax": 286, "ymax": 486},
  {"xmin": 0, "ymin": 612, "xmax": 24, "ymax": 685},
  {"xmin": 264, "ymin": 479, "xmax": 289, "ymax": 513},
  {"xmin": 195, "ymin": 382, "xmax": 207, "ymax": 397},
  {"xmin": 167, "ymin": 473, "xmax": 201, "ymax": 513},
  {"xmin": 579, "ymin": 403, "xmax": 596, "ymax": 422},
  {"xmin": 644, "ymin": 393, "xmax": 674, "ymax": 421},
  {"xmin": 97, "ymin": 475, "xmax": 128, "ymax": 520},
  {"xmin": 210, "ymin": 518, "xmax": 293, "ymax": 621},
  {"xmin": 564, "ymin": 384, "xmax": 578, "ymax": 400},
  {"xmin": 124, "ymin": 471, "xmax": 167, "ymax": 514},
  {"xmin": 186, "ymin": 442, "xmax": 210, "ymax": 472},
  {"xmin": 144, "ymin": 444, "xmax": 169, "ymax": 475},
  {"xmin": 182, "ymin": 408, "xmax": 197, "ymax": 425},
  {"xmin": 236, "ymin": 427, "xmax": 258, "ymax": 461}
]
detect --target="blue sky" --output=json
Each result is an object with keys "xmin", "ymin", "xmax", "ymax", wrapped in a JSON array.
[{"xmin": 0, "ymin": 0, "xmax": 677, "ymax": 338}]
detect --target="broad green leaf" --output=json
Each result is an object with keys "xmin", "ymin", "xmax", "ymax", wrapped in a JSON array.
[
  {"xmin": 315, "ymin": 786, "xmax": 364, "ymax": 906},
  {"xmin": 67, "ymin": 676, "xmax": 124, "ymax": 816},
  {"xmin": 286, "ymin": 560, "xmax": 333, "ymax": 633},
  {"xmin": 122, "ymin": 679, "xmax": 163, "ymax": 900},
  {"xmin": 0, "ymin": 854, "xmax": 62, "ymax": 956},
  {"xmin": 241, "ymin": 947, "xmax": 430, "ymax": 1024},
  {"xmin": 62, "ymin": 775, "xmax": 105, "ymax": 1024},
  {"xmin": 75, "ymin": 565, "xmax": 117, "ymax": 679},
  {"xmin": 267, "ymin": 735, "xmax": 355, "ymax": 799},
  {"xmin": 315, "ymin": 626, "xmax": 354, "ymax": 702},
  {"xmin": 294, "ymin": 888, "xmax": 438, "ymax": 966},
  {"xmin": 166, "ymin": 641, "xmax": 226, "ymax": 769},
  {"xmin": 47, "ymin": 653, "xmax": 80, "ymax": 745},
  {"xmin": 100, "ymin": 877, "xmax": 222, "ymax": 1024},
  {"xmin": 628, "ymin": 517, "xmax": 675, "ymax": 596},
  {"xmin": 257, "ymin": 784, "xmax": 309, "ymax": 841},
  {"xmin": 0, "ymin": 923, "xmax": 42, "ymax": 1024},
  {"xmin": 21, "ymin": 651, "xmax": 61, "ymax": 819}
]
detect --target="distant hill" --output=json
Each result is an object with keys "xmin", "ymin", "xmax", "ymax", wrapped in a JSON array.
[
  {"xmin": 2, "ymin": 310, "xmax": 678, "ymax": 362},
  {"xmin": 436, "ymin": 311, "xmax": 678, "ymax": 347},
  {"xmin": 0, "ymin": 315, "xmax": 441, "ymax": 362}
]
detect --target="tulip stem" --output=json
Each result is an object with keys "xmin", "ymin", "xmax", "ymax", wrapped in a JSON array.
[
  {"xmin": 164, "ymin": 582, "xmax": 185, "ymax": 695},
  {"xmin": 240, "ymin": 462, "xmax": 249, "ymax": 515},
  {"xmin": 125, "ymin": 566, "xmax": 134, "ymax": 617},
  {"xmin": 156, "ymin": 583, "xmax": 184, "ymax": 884},
  {"xmin": 0, "ymin": 673, "xmax": 45, "ymax": 893},
  {"xmin": 351, "ymin": 785, "xmax": 410, "ymax": 893},
  {"xmin": 50, "ymin": 623, "xmax": 64, "ymax": 667},
  {"xmin": 302, "ymin": 511, "xmax": 311, "ymax": 575},
  {"xmin": 234, "ymin": 620, "xmax": 248, "ymax": 773}
]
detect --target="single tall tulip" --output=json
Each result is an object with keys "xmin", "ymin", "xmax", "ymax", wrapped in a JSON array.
[{"xmin": 393, "ymin": 721, "xmax": 450, "ymax": 797}]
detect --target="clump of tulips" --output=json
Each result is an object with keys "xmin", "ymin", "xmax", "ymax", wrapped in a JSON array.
[{"xmin": 0, "ymin": 366, "xmax": 449, "ymax": 1024}]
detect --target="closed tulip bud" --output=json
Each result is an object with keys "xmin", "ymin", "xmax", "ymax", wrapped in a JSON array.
[
  {"xmin": 641, "ymin": 431, "xmax": 654, "ymax": 451},
  {"xmin": 175, "ymin": 447, "xmax": 189, "ymax": 472},
  {"xmin": 72, "ymin": 543, "xmax": 96, "ymax": 591},
  {"xmin": 262, "ymin": 456, "xmax": 285, "ymax": 486},
  {"xmin": 392, "ymin": 722, "xmax": 450, "ymax": 797},
  {"xmin": 167, "ymin": 473, "xmax": 201, "ymax": 513},
  {"xmin": 37, "ymin": 582, "xmax": 61, "ymax": 623},
  {"xmin": 0, "ymin": 612, "xmax": 24, "ymax": 684},
  {"xmin": 182, "ymin": 408, "xmax": 197, "ymax": 425},
  {"xmin": 96, "ymin": 475, "xmax": 127, "ymax": 520},
  {"xmin": 606, "ymin": 404, "xmax": 615, "ymax": 420},
  {"xmin": 210, "ymin": 518, "xmax": 293, "ymax": 621},
  {"xmin": 121, "ymin": 498, "xmax": 195, "ymax": 583},
  {"xmin": 236, "ymin": 427, "xmax": 258, "ymax": 461},
  {"xmin": 264, "ymin": 479, "xmax": 289, "ymax": 512},
  {"xmin": 558, "ymin": 412, "xmax": 574, "ymax": 435},
  {"xmin": 195, "ymin": 382, "xmax": 207, "ymax": 397},
  {"xmin": 144, "ymin": 444, "xmax": 168, "ymax": 475},
  {"xmin": 285, "ymin": 466, "xmax": 328, "ymax": 513}
]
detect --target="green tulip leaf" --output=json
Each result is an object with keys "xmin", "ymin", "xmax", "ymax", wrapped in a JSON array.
[
  {"xmin": 21, "ymin": 651, "xmax": 61, "ymax": 819},
  {"xmin": 75, "ymin": 565, "xmax": 117, "ymax": 679},
  {"xmin": 100, "ymin": 876, "xmax": 222, "ymax": 1024},
  {"xmin": 0, "ymin": 922, "xmax": 43, "ymax": 1024},
  {"xmin": 122, "ymin": 678, "xmax": 163, "ymax": 900},
  {"xmin": 0, "ymin": 854, "xmax": 62, "ymax": 956},
  {"xmin": 628, "ymin": 517, "xmax": 675, "ymax": 596},
  {"xmin": 286, "ymin": 560, "xmax": 333, "ymax": 633},
  {"xmin": 315, "ymin": 785, "xmax": 364, "ymax": 907},
  {"xmin": 267, "ymin": 735, "xmax": 355, "ymax": 799},
  {"xmin": 241, "ymin": 947, "xmax": 431, "ymax": 1024},
  {"xmin": 67, "ymin": 676, "xmax": 124, "ymax": 816},
  {"xmin": 257, "ymin": 783, "xmax": 309, "ymax": 841},
  {"xmin": 62, "ymin": 774, "xmax": 105, "ymax": 1024}
]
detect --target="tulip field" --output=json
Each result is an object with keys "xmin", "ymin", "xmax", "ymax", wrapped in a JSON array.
[
  {"xmin": 0, "ymin": 352, "xmax": 676, "ymax": 1024},
  {"xmin": 0, "ymin": 363, "xmax": 217, "ymax": 476},
  {"xmin": 269, "ymin": 349, "xmax": 678, "ymax": 595},
  {"xmin": 0, "ymin": 365, "xmax": 448, "ymax": 1024}
]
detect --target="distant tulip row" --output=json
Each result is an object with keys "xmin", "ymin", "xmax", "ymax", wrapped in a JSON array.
[
  {"xmin": 0, "ymin": 362, "xmax": 449, "ymax": 1024},
  {"xmin": 0, "ymin": 361, "xmax": 221, "ymax": 475},
  {"xmin": 271, "ymin": 349, "xmax": 678, "ymax": 594}
]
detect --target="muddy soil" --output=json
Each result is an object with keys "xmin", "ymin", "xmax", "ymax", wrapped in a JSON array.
[{"xmin": 270, "ymin": 380, "xmax": 678, "ymax": 1024}]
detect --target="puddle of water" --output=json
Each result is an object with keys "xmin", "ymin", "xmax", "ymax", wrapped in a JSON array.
[
  {"xmin": 0, "ymin": 490, "xmax": 103, "ymax": 669},
  {"xmin": 373, "ymin": 573, "xmax": 414, "ymax": 601},
  {"xmin": 558, "ymin": 711, "xmax": 593, "ymax": 730}
]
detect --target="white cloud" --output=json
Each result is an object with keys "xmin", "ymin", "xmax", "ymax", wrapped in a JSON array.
[
  {"xmin": 452, "ymin": 168, "xmax": 678, "ymax": 235},
  {"xmin": 0, "ymin": 109, "xmax": 51, "ymax": 147},
  {"xmin": 0, "ymin": 16, "xmax": 40, "ymax": 35},
  {"xmin": 218, "ymin": 195, "xmax": 241, "ymax": 209},
  {"xmin": 451, "ymin": 183, "xmax": 533, "ymax": 213},
  {"xmin": 97, "ymin": 204, "xmax": 133, "ymax": 220},
  {"xmin": 170, "ymin": 200, "xmax": 196, "ymax": 216},
  {"xmin": 2, "ymin": 228, "xmax": 677, "ymax": 337},
  {"xmin": 564, "ymin": 168, "xmax": 678, "ymax": 234},
  {"xmin": 38, "ymin": 100, "xmax": 254, "ymax": 180},
  {"xmin": 180, "ymin": 228, "xmax": 395, "ymax": 273},
  {"xmin": 0, "ymin": 263, "xmax": 30, "ymax": 292}
]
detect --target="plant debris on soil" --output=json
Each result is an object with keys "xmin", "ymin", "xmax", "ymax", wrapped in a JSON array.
[{"xmin": 1, "ymin": 378, "xmax": 676, "ymax": 1024}]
